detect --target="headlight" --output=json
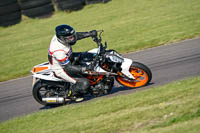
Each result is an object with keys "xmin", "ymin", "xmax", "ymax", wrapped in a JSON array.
[{"xmin": 106, "ymin": 54, "xmax": 124, "ymax": 63}]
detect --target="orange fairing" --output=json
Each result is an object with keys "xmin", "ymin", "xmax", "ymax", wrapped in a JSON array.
[
  {"xmin": 117, "ymin": 67, "xmax": 149, "ymax": 88},
  {"xmin": 32, "ymin": 66, "xmax": 48, "ymax": 73}
]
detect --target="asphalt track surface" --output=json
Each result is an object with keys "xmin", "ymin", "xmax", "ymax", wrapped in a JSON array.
[{"xmin": 0, "ymin": 38, "xmax": 200, "ymax": 122}]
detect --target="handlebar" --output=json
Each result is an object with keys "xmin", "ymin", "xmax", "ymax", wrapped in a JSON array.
[{"xmin": 92, "ymin": 30, "xmax": 107, "ymax": 55}]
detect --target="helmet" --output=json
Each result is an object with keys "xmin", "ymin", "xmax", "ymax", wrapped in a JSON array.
[{"xmin": 55, "ymin": 24, "xmax": 77, "ymax": 45}]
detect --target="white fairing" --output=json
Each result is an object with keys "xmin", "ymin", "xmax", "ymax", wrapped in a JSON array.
[
  {"xmin": 94, "ymin": 66, "xmax": 107, "ymax": 72},
  {"xmin": 31, "ymin": 48, "xmax": 134, "ymax": 81},
  {"xmin": 121, "ymin": 58, "xmax": 135, "ymax": 79},
  {"xmin": 88, "ymin": 48, "xmax": 107, "ymax": 73},
  {"xmin": 31, "ymin": 62, "xmax": 62, "ymax": 81},
  {"xmin": 88, "ymin": 48, "xmax": 134, "ymax": 79},
  {"xmin": 33, "ymin": 72, "xmax": 62, "ymax": 81},
  {"xmin": 88, "ymin": 48, "xmax": 99, "ymax": 54}
]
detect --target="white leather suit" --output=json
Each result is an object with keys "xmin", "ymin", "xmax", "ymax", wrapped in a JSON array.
[
  {"xmin": 48, "ymin": 30, "xmax": 97, "ymax": 96},
  {"xmin": 48, "ymin": 35, "xmax": 77, "ymax": 84}
]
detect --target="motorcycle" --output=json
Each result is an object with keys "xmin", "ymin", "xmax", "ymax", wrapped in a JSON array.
[{"xmin": 31, "ymin": 30, "xmax": 152, "ymax": 105}]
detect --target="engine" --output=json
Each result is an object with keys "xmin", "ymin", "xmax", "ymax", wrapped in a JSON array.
[{"xmin": 91, "ymin": 77, "xmax": 114, "ymax": 96}]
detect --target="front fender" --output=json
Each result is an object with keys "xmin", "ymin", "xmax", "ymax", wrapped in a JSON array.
[{"xmin": 121, "ymin": 58, "xmax": 135, "ymax": 79}]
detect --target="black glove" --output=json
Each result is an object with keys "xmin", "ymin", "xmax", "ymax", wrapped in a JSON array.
[{"xmin": 89, "ymin": 30, "xmax": 97, "ymax": 37}]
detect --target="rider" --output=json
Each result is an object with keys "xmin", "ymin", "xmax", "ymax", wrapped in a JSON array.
[{"xmin": 48, "ymin": 24, "xmax": 97, "ymax": 101}]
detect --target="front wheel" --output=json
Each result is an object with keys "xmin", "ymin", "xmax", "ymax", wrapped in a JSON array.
[{"xmin": 116, "ymin": 62, "xmax": 152, "ymax": 88}]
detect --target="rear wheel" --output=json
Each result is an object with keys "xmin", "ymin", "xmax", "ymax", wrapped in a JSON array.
[
  {"xmin": 32, "ymin": 80, "xmax": 70, "ymax": 106},
  {"xmin": 32, "ymin": 80, "xmax": 48, "ymax": 105},
  {"xmin": 21, "ymin": 3, "xmax": 54, "ymax": 18},
  {"xmin": 54, "ymin": 0, "xmax": 85, "ymax": 11},
  {"xmin": 0, "ymin": 0, "xmax": 21, "ymax": 27},
  {"xmin": 116, "ymin": 62, "xmax": 152, "ymax": 88}
]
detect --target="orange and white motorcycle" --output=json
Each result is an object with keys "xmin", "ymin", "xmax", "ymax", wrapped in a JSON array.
[{"xmin": 31, "ymin": 30, "xmax": 152, "ymax": 105}]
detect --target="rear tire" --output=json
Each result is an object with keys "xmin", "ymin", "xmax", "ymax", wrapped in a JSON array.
[
  {"xmin": 0, "ymin": 0, "xmax": 21, "ymax": 27},
  {"xmin": 54, "ymin": 0, "xmax": 85, "ymax": 11},
  {"xmin": 0, "ymin": 0, "xmax": 17, "ymax": 6},
  {"xmin": 116, "ymin": 62, "xmax": 152, "ymax": 88},
  {"xmin": 21, "ymin": 3, "xmax": 54, "ymax": 18},
  {"xmin": 32, "ymin": 80, "xmax": 47, "ymax": 106},
  {"xmin": 18, "ymin": 0, "xmax": 51, "ymax": 10},
  {"xmin": 85, "ymin": 0, "xmax": 111, "ymax": 5},
  {"xmin": 0, "ymin": 11, "xmax": 21, "ymax": 27},
  {"xmin": 85, "ymin": 0, "xmax": 103, "ymax": 4},
  {"xmin": 0, "ymin": 2, "xmax": 20, "ymax": 16}
]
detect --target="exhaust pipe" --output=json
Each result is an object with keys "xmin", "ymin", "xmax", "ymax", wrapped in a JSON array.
[{"xmin": 42, "ymin": 97, "xmax": 66, "ymax": 104}]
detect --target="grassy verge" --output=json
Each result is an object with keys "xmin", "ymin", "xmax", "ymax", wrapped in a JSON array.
[
  {"xmin": 1, "ymin": 76, "xmax": 200, "ymax": 133},
  {"xmin": 0, "ymin": 0, "xmax": 200, "ymax": 81}
]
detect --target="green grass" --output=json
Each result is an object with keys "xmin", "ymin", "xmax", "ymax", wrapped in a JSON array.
[
  {"xmin": 0, "ymin": 0, "xmax": 200, "ymax": 81},
  {"xmin": 1, "ymin": 76, "xmax": 200, "ymax": 133}
]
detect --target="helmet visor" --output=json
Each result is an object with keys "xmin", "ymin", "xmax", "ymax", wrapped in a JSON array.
[
  {"xmin": 63, "ymin": 34, "xmax": 77, "ymax": 45},
  {"xmin": 64, "ymin": 35, "xmax": 75, "ymax": 41}
]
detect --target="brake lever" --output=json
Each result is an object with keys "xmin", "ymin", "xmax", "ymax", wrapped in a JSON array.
[{"xmin": 97, "ymin": 30, "xmax": 104, "ymax": 34}]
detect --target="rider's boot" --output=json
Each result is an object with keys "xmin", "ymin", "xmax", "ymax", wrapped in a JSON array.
[{"xmin": 70, "ymin": 89, "xmax": 84, "ymax": 102}]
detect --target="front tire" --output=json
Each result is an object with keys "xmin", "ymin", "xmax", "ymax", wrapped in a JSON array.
[{"xmin": 116, "ymin": 62, "xmax": 152, "ymax": 88}]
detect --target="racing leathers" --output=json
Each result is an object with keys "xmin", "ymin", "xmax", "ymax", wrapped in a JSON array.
[{"xmin": 48, "ymin": 32, "xmax": 95, "ymax": 96}]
